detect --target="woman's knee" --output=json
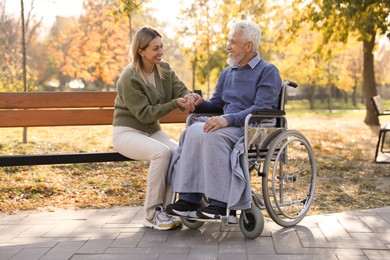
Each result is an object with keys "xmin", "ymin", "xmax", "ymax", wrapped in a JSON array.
[{"xmin": 150, "ymin": 145, "xmax": 172, "ymax": 161}]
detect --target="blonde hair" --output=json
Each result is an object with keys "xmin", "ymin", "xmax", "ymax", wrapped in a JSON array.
[{"xmin": 130, "ymin": 27, "xmax": 166, "ymax": 84}]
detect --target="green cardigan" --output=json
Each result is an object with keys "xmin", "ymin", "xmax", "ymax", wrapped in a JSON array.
[{"xmin": 113, "ymin": 61, "xmax": 191, "ymax": 134}]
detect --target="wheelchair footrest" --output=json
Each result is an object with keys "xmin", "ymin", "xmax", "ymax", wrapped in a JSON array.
[{"xmin": 179, "ymin": 216, "xmax": 238, "ymax": 225}]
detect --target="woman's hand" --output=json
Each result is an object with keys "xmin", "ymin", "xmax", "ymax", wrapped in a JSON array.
[
  {"xmin": 176, "ymin": 97, "xmax": 195, "ymax": 111},
  {"xmin": 177, "ymin": 93, "xmax": 203, "ymax": 112}
]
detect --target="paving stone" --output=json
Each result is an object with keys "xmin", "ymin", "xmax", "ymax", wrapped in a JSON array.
[
  {"xmin": 71, "ymin": 253, "xmax": 159, "ymax": 260},
  {"xmin": 105, "ymin": 246, "xmax": 189, "ymax": 254},
  {"xmin": 336, "ymin": 213, "xmax": 372, "ymax": 233},
  {"xmin": 40, "ymin": 241, "xmax": 86, "ymax": 260},
  {"xmin": 218, "ymin": 240, "xmax": 246, "ymax": 254},
  {"xmin": 16, "ymin": 224, "xmax": 56, "ymax": 238},
  {"xmin": 0, "ymin": 246, "xmax": 23, "ymax": 260},
  {"xmin": 188, "ymin": 244, "xmax": 218, "ymax": 260},
  {"xmin": 0, "ymin": 206, "xmax": 388, "ymax": 259},
  {"xmin": 359, "ymin": 215, "xmax": 390, "ymax": 233},
  {"xmin": 43, "ymin": 220, "xmax": 85, "ymax": 238},
  {"xmin": 109, "ymin": 232, "xmax": 144, "ymax": 247},
  {"xmin": 77, "ymin": 238, "xmax": 115, "ymax": 253},
  {"xmin": 246, "ymin": 236, "xmax": 276, "ymax": 254},
  {"xmin": 363, "ymin": 249, "xmax": 390, "ymax": 258},
  {"xmin": 317, "ymin": 215, "xmax": 351, "ymax": 241},
  {"xmin": 9, "ymin": 247, "xmax": 51, "ymax": 260},
  {"xmin": 158, "ymin": 253, "xmax": 191, "ymax": 260}
]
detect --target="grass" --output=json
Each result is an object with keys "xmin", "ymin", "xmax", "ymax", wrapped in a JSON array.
[
  {"xmin": 284, "ymin": 96, "xmax": 390, "ymax": 110},
  {"xmin": 0, "ymin": 110, "xmax": 389, "ymax": 215}
]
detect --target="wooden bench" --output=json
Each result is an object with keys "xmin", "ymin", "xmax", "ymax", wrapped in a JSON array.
[{"xmin": 0, "ymin": 92, "xmax": 188, "ymax": 167}]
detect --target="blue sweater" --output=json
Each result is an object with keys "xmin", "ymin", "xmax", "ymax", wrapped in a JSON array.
[{"xmin": 197, "ymin": 54, "xmax": 282, "ymax": 126}]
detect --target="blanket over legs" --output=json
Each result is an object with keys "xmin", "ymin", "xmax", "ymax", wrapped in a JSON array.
[{"xmin": 167, "ymin": 122, "xmax": 251, "ymax": 210}]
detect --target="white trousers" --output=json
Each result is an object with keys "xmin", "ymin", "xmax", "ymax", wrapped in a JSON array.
[{"xmin": 112, "ymin": 126, "xmax": 178, "ymax": 220}]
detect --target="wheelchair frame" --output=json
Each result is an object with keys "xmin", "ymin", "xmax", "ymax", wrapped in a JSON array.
[{"xmin": 176, "ymin": 81, "xmax": 317, "ymax": 239}]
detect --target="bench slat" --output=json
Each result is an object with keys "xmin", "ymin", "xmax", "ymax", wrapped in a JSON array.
[
  {"xmin": 0, "ymin": 92, "xmax": 117, "ymax": 109},
  {"xmin": 0, "ymin": 152, "xmax": 131, "ymax": 166},
  {"xmin": 0, "ymin": 109, "xmax": 115, "ymax": 127},
  {"xmin": 0, "ymin": 109, "xmax": 189, "ymax": 127}
]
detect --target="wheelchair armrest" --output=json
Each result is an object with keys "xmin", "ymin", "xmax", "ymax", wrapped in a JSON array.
[
  {"xmin": 252, "ymin": 109, "xmax": 286, "ymax": 116},
  {"xmin": 192, "ymin": 106, "xmax": 224, "ymax": 114}
]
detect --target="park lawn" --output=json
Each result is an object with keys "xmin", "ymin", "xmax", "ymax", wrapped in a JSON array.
[{"xmin": 0, "ymin": 110, "xmax": 389, "ymax": 215}]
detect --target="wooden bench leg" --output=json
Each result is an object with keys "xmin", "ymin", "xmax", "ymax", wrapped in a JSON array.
[
  {"xmin": 380, "ymin": 130, "xmax": 387, "ymax": 153},
  {"xmin": 375, "ymin": 131, "xmax": 382, "ymax": 162}
]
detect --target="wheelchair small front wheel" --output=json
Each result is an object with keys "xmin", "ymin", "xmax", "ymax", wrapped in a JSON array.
[
  {"xmin": 180, "ymin": 217, "xmax": 204, "ymax": 229},
  {"xmin": 239, "ymin": 206, "xmax": 264, "ymax": 239}
]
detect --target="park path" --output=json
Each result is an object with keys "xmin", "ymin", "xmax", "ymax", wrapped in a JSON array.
[{"xmin": 0, "ymin": 206, "xmax": 389, "ymax": 259}]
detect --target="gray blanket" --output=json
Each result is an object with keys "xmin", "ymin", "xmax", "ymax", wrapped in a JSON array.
[{"xmin": 167, "ymin": 122, "xmax": 251, "ymax": 210}]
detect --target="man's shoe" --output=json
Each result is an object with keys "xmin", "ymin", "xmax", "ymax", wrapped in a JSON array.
[
  {"xmin": 143, "ymin": 208, "xmax": 179, "ymax": 230},
  {"xmin": 196, "ymin": 205, "xmax": 238, "ymax": 224},
  {"xmin": 166, "ymin": 200, "xmax": 200, "ymax": 218}
]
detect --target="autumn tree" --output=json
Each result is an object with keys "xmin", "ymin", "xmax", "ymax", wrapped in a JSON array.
[
  {"xmin": 45, "ymin": 17, "xmax": 79, "ymax": 90},
  {"xmin": 0, "ymin": 3, "xmax": 22, "ymax": 91},
  {"xmin": 289, "ymin": 0, "xmax": 390, "ymax": 125},
  {"xmin": 109, "ymin": 0, "xmax": 148, "ymax": 43},
  {"xmin": 0, "ymin": 0, "xmax": 42, "ymax": 92},
  {"xmin": 47, "ymin": 0, "xmax": 131, "ymax": 90},
  {"xmin": 79, "ymin": 0, "xmax": 132, "ymax": 89},
  {"xmin": 177, "ymin": 0, "xmax": 269, "ymax": 96}
]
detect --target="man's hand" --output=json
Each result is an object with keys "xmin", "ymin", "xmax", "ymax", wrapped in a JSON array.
[
  {"xmin": 203, "ymin": 116, "xmax": 228, "ymax": 132},
  {"xmin": 177, "ymin": 93, "xmax": 204, "ymax": 112},
  {"xmin": 176, "ymin": 97, "xmax": 194, "ymax": 111},
  {"xmin": 191, "ymin": 93, "xmax": 203, "ymax": 106}
]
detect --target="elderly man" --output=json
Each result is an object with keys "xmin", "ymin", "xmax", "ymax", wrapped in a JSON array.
[{"xmin": 166, "ymin": 20, "xmax": 282, "ymax": 223}]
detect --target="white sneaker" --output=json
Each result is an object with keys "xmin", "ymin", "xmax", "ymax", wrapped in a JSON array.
[
  {"xmin": 143, "ymin": 210, "xmax": 179, "ymax": 230},
  {"xmin": 170, "ymin": 215, "xmax": 183, "ymax": 227}
]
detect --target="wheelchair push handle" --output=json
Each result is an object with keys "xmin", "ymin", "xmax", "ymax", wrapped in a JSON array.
[{"xmin": 283, "ymin": 80, "xmax": 298, "ymax": 88}]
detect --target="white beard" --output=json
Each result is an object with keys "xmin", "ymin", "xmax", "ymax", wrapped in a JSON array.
[{"xmin": 227, "ymin": 52, "xmax": 245, "ymax": 66}]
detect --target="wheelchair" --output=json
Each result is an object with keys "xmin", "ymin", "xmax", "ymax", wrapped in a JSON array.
[{"xmin": 174, "ymin": 81, "xmax": 317, "ymax": 239}]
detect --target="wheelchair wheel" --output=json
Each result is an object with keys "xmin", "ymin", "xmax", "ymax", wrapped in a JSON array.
[
  {"xmin": 259, "ymin": 129, "xmax": 284, "ymax": 150},
  {"xmin": 262, "ymin": 130, "xmax": 317, "ymax": 227},
  {"xmin": 180, "ymin": 217, "xmax": 204, "ymax": 229},
  {"xmin": 239, "ymin": 206, "xmax": 264, "ymax": 239}
]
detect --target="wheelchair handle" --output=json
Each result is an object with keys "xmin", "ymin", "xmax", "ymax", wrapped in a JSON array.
[{"xmin": 283, "ymin": 80, "xmax": 298, "ymax": 88}]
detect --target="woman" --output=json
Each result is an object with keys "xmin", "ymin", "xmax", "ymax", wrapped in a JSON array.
[{"xmin": 112, "ymin": 26, "xmax": 201, "ymax": 230}]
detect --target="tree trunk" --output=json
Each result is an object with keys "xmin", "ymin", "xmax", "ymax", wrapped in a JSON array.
[
  {"xmin": 327, "ymin": 85, "xmax": 332, "ymax": 112},
  {"xmin": 363, "ymin": 25, "xmax": 379, "ymax": 126},
  {"xmin": 307, "ymin": 85, "xmax": 316, "ymax": 109}
]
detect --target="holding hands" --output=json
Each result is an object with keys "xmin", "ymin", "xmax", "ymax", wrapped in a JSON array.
[{"xmin": 177, "ymin": 93, "xmax": 203, "ymax": 112}]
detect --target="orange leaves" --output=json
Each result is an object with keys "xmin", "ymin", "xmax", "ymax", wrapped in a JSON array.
[{"xmin": 46, "ymin": 1, "xmax": 130, "ymax": 86}]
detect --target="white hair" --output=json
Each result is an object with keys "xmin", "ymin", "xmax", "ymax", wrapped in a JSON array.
[{"xmin": 229, "ymin": 20, "xmax": 261, "ymax": 52}]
